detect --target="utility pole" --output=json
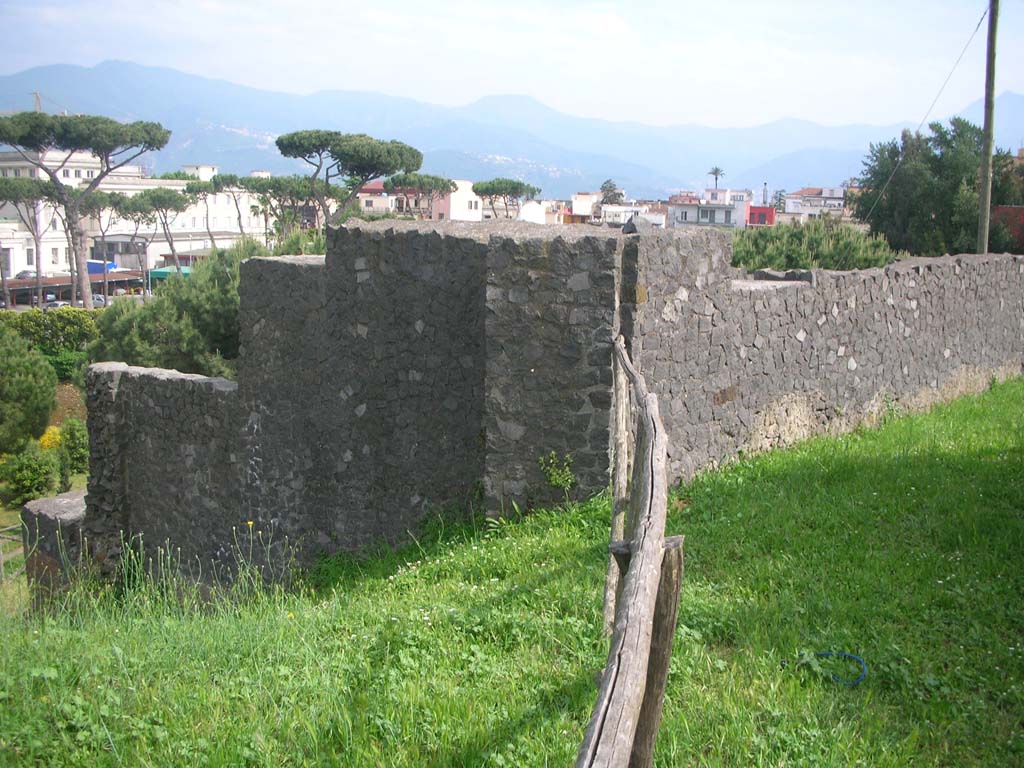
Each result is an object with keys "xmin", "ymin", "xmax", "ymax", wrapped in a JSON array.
[{"xmin": 977, "ymin": 0, "xmax": 999, "ymax": 254}]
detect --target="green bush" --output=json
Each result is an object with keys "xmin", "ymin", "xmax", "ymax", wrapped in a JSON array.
[
  {"xmin": 90, "ymin": 239, "xmax": 268, "ymax": 378},
  {"xmin": 273, "ymin": 229, "xmax": 326, "ymax": 256},
  {"xmin": 733, "ymin": 217, "xmax": 906, "ymax": 271},
  {"xmin": 2, "ymin": 441, "xmax": 57, "ymax": 504},
  {"xmin": 0, "ymin": 325, "xmax": 57, "ymax": 455},
  {"xmin": 46, "ymin": 349, "xmax": 88, "ymax": 383},
  {"xmin": 60, "ymin": 417, "xmax": 89, "ymax": 475},
  {"xmin": 0, "ymin": 307, "xmax": 98, "ymax": 358}
]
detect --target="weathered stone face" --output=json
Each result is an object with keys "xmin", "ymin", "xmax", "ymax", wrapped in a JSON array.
[
  {"xmin": 64, "ymin": 219, "xmax": 1023, "ymax": 579},
  {"xmin": 629, "ymin": 241, "xmax": 1024, "ymax": 482}
]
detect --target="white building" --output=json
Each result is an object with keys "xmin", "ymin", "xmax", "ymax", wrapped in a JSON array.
[
  {"xmin": 0, "ymin": 151, "xmax": 269, "ymax": 278},
  {"xmin": 441, "ymin": 180, "xmax": 484, "ymax": 222},
  {"xmin": 667, "ymin": 189, "xmax": 751, "ymax": 229},
  {"xmin": 783, "ymin": 187, "xmax": 846, "ymax": 220},
  {"xmin": 571, "ymin": 192, "xmax": 601, "ymax": 220}
]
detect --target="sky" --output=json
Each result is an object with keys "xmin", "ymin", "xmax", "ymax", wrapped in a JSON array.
[{"xmin": 1, "ymin": 0, "xmax": 1022, "ymax": 128}]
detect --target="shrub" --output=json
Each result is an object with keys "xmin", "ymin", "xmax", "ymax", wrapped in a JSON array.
[
  {"xmin": 273, "ymin": 229, "xmax": 326, "ymax": 256},
  {"xmin": 0, "ymin": 307, "xmax": 98, "ymax": 358},
  {"xmin": 38, "ymin": 426, "xmax": 62, "ymax": 451},
  {"xmin": 46, "ymin": 349, "xmax": 88, "ymax": 383},
  {"xmin": 733, "ymin": 217, "xmax": 907, "ymax": 271},
  {"xmin": 2, "ymin": 441, "xmax": 57, "ymax": 504},
  {"xmin": 60, "ymin": 418, "xmax": 89, "ymax": 475},
  {"xmin": 90, "ymin": 239, "xmax": 267, "ymax": 378},
  {"xmin": 0, "ymin": 325, "xmax": 57, "ymax": 454}
]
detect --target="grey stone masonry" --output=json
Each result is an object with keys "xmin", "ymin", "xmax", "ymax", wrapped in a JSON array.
[
  {"xmin": 482, "ymin": 227, "xmax": 620, "ymax": 510},
  {"xmin": 67, "ymin": 219, "xmax": 1023, "ymax": 580},
  {"xmin": 21, "ymin": 490, "xmax": 86, "ymax": 601},
  {"xmin": 628, "ymin": 228, "xmax": 1024, "ymax": 482},
  {"xmin": 83, "ymin": 362, "xmax": 241, "ymax": 576}
]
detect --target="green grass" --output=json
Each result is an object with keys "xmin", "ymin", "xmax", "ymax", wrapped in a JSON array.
[{"xmin": 1, "ymin": 380, "xmax": 1022, "ymax": 766}]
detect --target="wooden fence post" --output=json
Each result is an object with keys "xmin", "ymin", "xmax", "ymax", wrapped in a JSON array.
[
  {"xmin": 629, "ymin": 536, "xmax": 684, "ymax": 768},
  {"xmin": 603, "ymin": 347, "xmax": 632, "ymax": 634},
  {"xmin": 577, "ymin": 338, "xmax": 676, "ymax": 768}
]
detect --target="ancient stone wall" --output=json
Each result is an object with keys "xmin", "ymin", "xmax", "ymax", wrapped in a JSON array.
[
  {"xmin": 628, "ymin": 229, "xmax": 1024, "ymax": 482},
  {"xmin": 84, "ymin": 363, "xmax": 242, "ymax": 573},
  {"xmin": 34, "ymin": 220, "xmax": 1021, "ymax": 581},
  {"xmin": 482, "ymin": 229, "xmax": 621, "ymax": 510}
]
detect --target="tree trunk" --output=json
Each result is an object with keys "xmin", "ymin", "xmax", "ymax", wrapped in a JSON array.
[
  {"xmin": 68, "ymin": 212, "xmax": 93, "ymax": 309},
  {"xmin": 204, "ymin": 198, "xmax": 218, "ymax": 250},
  {"xmin": 100, "ymin": 233, "xmax": 109, "ymax": 300},
  {"xmin": 161, "ymin": 215, "xmax": 182, "ymax": 274},
  {"xmin": 33, "ymin": 232, "xmax": 43, "ymax": 306},
  {"xmin": 67, "ymin": 248, "xmax": 76, "ymax": 305},
  {"xmin": 0, "ymin": 255, "xmax": 10, "ymax": 309},
  {"xmin": 230, "ymin": 191, "xmax": 246, "ymax": 235}
]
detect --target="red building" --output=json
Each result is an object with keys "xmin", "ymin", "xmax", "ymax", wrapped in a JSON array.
[
  {"xmin": 992, "ymin": 206, "xmax": 1024, "ymax": 248},
  {"xmin": 748, "ymin": 206, "xmax": 776, "ymax": 227}
]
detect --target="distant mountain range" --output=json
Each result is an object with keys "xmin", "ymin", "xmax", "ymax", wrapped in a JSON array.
[{"xmin": 1, "ymin": 61, "xmax": 1022, "ymax": 199}]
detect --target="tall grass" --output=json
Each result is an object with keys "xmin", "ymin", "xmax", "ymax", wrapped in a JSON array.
[{"xmin": 0, "ymin": 379, "xmax": 1021, "ymax": 766}]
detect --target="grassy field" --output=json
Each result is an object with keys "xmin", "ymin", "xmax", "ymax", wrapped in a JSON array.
[{"xmin": 0, "ymin": 380, "xmax": 1021, "ymax": 766}]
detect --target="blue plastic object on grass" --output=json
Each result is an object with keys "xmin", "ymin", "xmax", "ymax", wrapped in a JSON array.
[{"xmin": 816, "ymin": 651, "xmax": 867, "ymax": 686}]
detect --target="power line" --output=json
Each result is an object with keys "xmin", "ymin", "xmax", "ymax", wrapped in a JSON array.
[{"xmin": 862, "ymin": 4, "xmax": 989, "ymax": 224}]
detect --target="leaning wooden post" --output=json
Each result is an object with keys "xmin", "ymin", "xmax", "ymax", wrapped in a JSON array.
[
  {"xmin": 577, "ymin": 338, "xmax": 670, "ymax": 768},
  {"xmin": 630, "ymin": 536, "xmax": 684, "ymax": 768},
  {"xmin": 602, "ymin": 340, "xmax": 632, "ymax": 634}
]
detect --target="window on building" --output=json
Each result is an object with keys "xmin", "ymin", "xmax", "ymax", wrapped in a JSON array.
[
  {"xmin": 192, "ymin": 217, "xmax": 196, "ymax": 227},
  {"xmin": 86, "ymin": 170, "xmax": 94, "ymax": 178},
  {"xmin": 0, "ymin": 169, "xmax": 7, "ymax": 177},
  {"xmin": 212, "ymin": 217, "xmax": 217, "ymax": 227},
  {"xmin": 365, "ymin": 200, "xmax": 373, "ymax": 208},
  {"xmin": 51, "ymin": 218, "xmax": 58, "ymax": 230},
  {"xmin": 29, "ymin": 169, "xmax": 37, "ymax": 178},
  {"xmin": 74, "ymin": 169, "xmax": 82, "ymax": 178},
  {"xmin": 710, "ymin": 192, "xmax": 717, "ymax": 201},
  {"xmin": 52, "ymin": 248, "xmax": 59, "ymax": 264},
  {"xmin": 725, "ymin": 210, "xmax": 732, "ymax": 224},
  {"xmin": 63, "ymin": 169, "xmax": 70, "ymax": 178},
  {"xmin": 468, "ymin": 201, "xmax": 474, "ymax": 210},
  {"xmin": 438, "ymin": 213, "xmax": 445, "ymax": 220},
  {"xmin": 13, "ymin": 169, "xmax": 21, "ymax": 177},
  {"xmin": 27, "ymin": 248, "xmax": 34, "ymax": 263},
  {"xmin": 758, "ymin": 213, "xmax": 767, "ymax": 225},
  {"xmin": 1, "ymin": 248, "xmax": 10, "ymax": 275},
  {"xmin": 700, "ymin": 209, "xmax": 709, "ymax": 221}
]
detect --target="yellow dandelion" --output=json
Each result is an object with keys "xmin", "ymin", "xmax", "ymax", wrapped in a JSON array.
[{"xmin": 247, "ymin": 520, "xmax": 254, "ymax": 528}]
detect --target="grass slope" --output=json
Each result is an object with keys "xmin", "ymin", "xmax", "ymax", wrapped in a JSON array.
[{"xmin": 0, "ymin": 380, "xmax": 1022, "ymax": 766}]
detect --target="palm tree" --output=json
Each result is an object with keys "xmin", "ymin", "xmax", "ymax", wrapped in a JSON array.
[{"xmin": 708, "ymin": 167, "xmax": 725, "ymax": 189}]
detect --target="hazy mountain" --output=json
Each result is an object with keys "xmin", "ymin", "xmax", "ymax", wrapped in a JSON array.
[{"xmin": 1, "ymin": 61, "xmax": 1019, "ymax": 198}]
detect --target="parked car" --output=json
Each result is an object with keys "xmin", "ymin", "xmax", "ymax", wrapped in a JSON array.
[
  {"xmin": 92, "ymin": 294, "xmax": 107, "ymax": 307},
  {"xmin": 15, "ymin": 270, "xmax": 37, "ymax": 280},
  {"xmin": 43, "ymin": 301, "xmax": 70, "ymax": 311}
]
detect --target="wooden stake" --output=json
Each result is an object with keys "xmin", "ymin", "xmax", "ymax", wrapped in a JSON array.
[{"xmin": 630, "ymin": 537, "xmax": 685, "ymax": 768}]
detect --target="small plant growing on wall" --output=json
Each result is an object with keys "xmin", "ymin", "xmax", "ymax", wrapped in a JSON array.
[{"xmin": 538, "ymin": 451, "xmax": 576, "ymax": 501}]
